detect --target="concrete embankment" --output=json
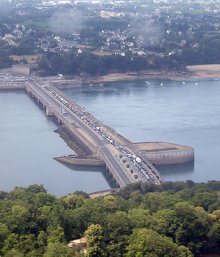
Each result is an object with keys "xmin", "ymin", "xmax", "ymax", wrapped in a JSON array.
[
  {"xmin": 89, "ymin": 189, "xmax": 117, "ymax": 198},
  {"xmin": 0, "ymin": 84, "xmax": 25, "ymax": 90},
  {"xmin": 129, "ymin": 142, "xmax": 194, "ymax": 165},
  {"xmin": 54, "ymin": 156, "xmax": 105, "ymax": 167},
  {"xmin": 52, "ymin": 81, "xmax": 82, "ymax": 89},
  {"xmin": 54, "ymin": 126, "xmax": 93, "ymax": 158},
  {"xmin": 54, "ymin": 126, "xmax": 105, "ymax": 167},
  {"xmin": 43, "ymin": 76, "xmax": 83, "ymax": 89}
]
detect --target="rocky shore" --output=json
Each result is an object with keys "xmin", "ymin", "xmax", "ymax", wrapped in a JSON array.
[{"xmin": 54, "ymin": 126, "xmax": 104, "ymax": 167}]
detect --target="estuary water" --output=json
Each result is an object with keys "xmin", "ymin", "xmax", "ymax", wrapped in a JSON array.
[
  {"xmin": 0, "ymin": 90, "xmax": 110, "ymax": 196},
  {"xmin": 1, "ymin": 79, "xmax": 220, "ymax": 196},
  {"xmin": 63, "ymin": 79, "xmax": 220, "ymax": 182}
]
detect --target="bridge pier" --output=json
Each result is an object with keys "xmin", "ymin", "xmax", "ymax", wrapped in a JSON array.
[
  {"xmin": 24, "ymin": 81, "xmax": 166, "ymax": 187},
  {"xmin": 46, "ymin": 106, "xmax": 53, "ymax": 116},
  {"xmin": 105, "ymin": 166, "xmax": 120, "ymax": 188},
  {"xmin": 57, "ymin": 118, "xmax": 62, "ymax": 124}
]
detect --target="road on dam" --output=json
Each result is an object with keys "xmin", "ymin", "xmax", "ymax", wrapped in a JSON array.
[{"xmin": 26, "ymin": 76, "xmax": 164, "ymax": 187}]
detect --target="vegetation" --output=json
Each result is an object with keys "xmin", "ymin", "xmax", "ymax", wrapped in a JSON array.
[
  {"xmin": 1, "ymin": 181, "xmax": 220, "ymax": 256},
  {"xmin": 37, "ymin": 50, "xmax": 183, "ymax": 76},
  {"xmin": 1, "ymin": 1, "xmax": 220, "ymax": 73},
  {"xmin": 0, "ymin": 41, "xmax": 14, "ymax": 69}
]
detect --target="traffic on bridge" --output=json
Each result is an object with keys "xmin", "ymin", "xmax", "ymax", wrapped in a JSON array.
[
  {"xmin": 26, "ymin": 77, "xmax": 164, "ymax": 187},
  {"xmin": 0, "ymin": 72, "xmax": 164, "ymax": 188}
]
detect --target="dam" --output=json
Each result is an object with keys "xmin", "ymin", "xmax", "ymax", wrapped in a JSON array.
[{"xmin": 0, "ymin": 73, "xmax": 194, "ymax": 188}]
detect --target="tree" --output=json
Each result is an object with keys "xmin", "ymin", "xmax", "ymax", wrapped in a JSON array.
[
  {"xmin": 105, "ymin": 211, "xmax": 132, "ymax": 256},
  {"xmin": 1, "ymin": 233, "xmax": 19, "ymax": 255},
  {"xmin": 37, "ymin": 230, "xmax": 47, "ymax": 254},
  {"xmin": 11, "ymin": 205, "xmax": 29, "ymax": 231},
  {"xmin": 174, "ymin": 203, "xmax": 211, "ymax": 253},
  {"xmin": 47, "ymin": 227, "xmax": 65, "ymax": 244},
  {"xmin": 207, "ymin": 222, "xmax": 220, "ymax": 251},
  {"xmin": 26, "ymin": 184, "xmax": 47, "ymax": 194},
  {"xmin": 127, "ymin": 208, "xmax": 152, "ymax": 228},
  {"xmin": 4, "ymin": 249, "xmax": 24, "ymax": 257},
  {"xmin": 43, "ymin": 242, "xmax": 76, "ymax": 257},
  {"xmin": 16, "ymin": 234, "xmax": 36, "ymax": 256},
  {"xmin": 0, "ymin": 223, "xmax": 10, "ymax": 250},
  {"xmin": 1, "ymin": 182, "xmax": 220, "ymax": 256},
  {"xmin": 103, "ymin": 195, "xmax": 118, "ymax": 211},
  {"xmin": 126, "ymin": 229, "xmax": 193, "ymax": 257},
  {"xmin": 153, "ymin": 209, "xmax": 179, "ymax": 239},
  {"xmin": 85, "ymin": 224, "xmax": 106, "ymax": 257},
  {"xmin": 63, "ymin": 194, "xmax": 87, "ymax": 209}
]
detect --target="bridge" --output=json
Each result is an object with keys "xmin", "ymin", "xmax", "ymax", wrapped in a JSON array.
[{"xmin": 24, "ymin": 77, "xmax": 164, "ymax": 187}]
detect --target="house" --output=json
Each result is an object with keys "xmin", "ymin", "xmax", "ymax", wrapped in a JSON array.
[{"xmin": 68, "ymin": 237, "xmax": 87, "ymax": 253}]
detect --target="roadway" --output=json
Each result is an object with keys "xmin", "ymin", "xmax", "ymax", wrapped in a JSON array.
[
  {"xmin": 26, "ymin": 77, "xmax": 164, "ymax": 187},
  {"xmin": 27, "ymin": 78, "xmax": 131, "ymax": 187}
]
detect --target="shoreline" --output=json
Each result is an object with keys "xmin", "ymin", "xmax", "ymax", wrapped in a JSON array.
[
  {"xmin": 86, "ymin": 64, "xmax": 220, "ymax": 83},
  {"xmin": 54, "ymin": 126, "xmax": 94, "ymax": 158},
  {"xmin": 1, "ymin": 64, "xmax": 220, "ymax": 87}
]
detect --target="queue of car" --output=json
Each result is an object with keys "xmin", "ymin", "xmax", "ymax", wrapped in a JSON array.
[{"xmin": 40, "ymin": 82, "xmax": 160, "ymax": 185}]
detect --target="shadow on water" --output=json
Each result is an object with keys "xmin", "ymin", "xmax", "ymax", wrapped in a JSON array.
[
  {"xmin": 157, "ymin": 162, "xmax": 195, "ymax": 178},
  {"xmin": 59, "ymin": 162, "xmax": 117, "ymax": 188}
]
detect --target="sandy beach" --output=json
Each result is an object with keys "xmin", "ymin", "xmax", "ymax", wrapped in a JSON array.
[
  {"xmin": 186, "ymin": 64, "xmax": 220, "ymax": 78},
  {"xmin": 90, "ymin": 64, "xmax": 220, "ymax": 83},
  {"xmin": 1, "ymin": 64, "xmax": 220, "ymax": 83}
]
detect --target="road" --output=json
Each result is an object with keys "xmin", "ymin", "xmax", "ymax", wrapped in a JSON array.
[{"xmin": 26, "ymin": 77, "xmax": 164, "ymax": 187}]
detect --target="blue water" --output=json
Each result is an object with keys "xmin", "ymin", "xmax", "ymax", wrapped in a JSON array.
[
  {"xmin": 1, "ymin": 78, "xmax": 219, "ymax": 196},
  {"xmin": 0, "ymin": 90, "xmax": 110, "ymax": 196},
  {"xmin": 63, "ymin": 79, "xmax": 220, "ymax": 182}
]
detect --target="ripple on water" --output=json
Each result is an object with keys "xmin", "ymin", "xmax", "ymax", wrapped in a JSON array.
[{"xmin": 63, "ymin": 79, "xmax": 220, "ymax": 183}]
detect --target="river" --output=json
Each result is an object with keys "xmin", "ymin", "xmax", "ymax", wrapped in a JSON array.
[
  {"xmin": 63, "ymin": 78, "xmax": 220, "ymax": 182},
  {"xmin": 0, "ymin": 79, "xmax": 220, "ymax": 196},
  {"xmin": 0, "ymin": 90, "xmax": 110, "ymax": 196}
]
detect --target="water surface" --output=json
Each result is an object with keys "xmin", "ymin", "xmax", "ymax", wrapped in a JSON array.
[
  {"xmin": 0, "ymin": 90, "xmax": 110, "ymax": 196},
  {"xmin": 63, "ymin": 79, "xmax": 220, "ymax": 182},
  {"xmin": 1, "ymin": 78, "xmax": 219, "ymax": 196}
]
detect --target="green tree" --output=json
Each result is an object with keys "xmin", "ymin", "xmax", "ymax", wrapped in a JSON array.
[
  {"xmin": 127, "ymin": 208, "xmax": 152, "ymax": 228},
  {"xmin": 47, "ymin": 227, "xmax": 65, "ymax": 244},
  {"xmin": 63, "ymin": 194, "xmax": 87, "ymax": 209},
  {"xmin": 153, "ymin": 209, "xmax": 179, "ymax": 238},
  {"xmin": 105, "ymin": 211, "xmax": 132, "ymax": 256},
  {"xmin": 37, "ymin": 230, "xmax": 48, "ymax": 254},
  {"xmin": 4, "ymin": 249, "xmax": 24, "ymax": 257},
  {"xmin": 174, "ymin": 203, "xmax": 211, "ymax": 253},
  {"xmin": 43, "ymin": 242, "xmax": 76, "ymax": 257},
  {"xmin": 0, "ymin": 223, "xmax": 10, "ymax": 250},
  {"xmin": 85, "ymin": 224, "xmax": 106, "ymax": 257},
  {"xmin": 2, "ymin": 233, "xmax": 19, "ymax": 255},
  {"xmin": 207, "ymin": 222, "xmax": 220, "ymax": 251},
  {"xmin": 17, "ymin": 234, "xmax": 36, "ymax": 256},
  {"xmin": 126, "ymin": 228, "xmax": 193, "ymax": 257}
]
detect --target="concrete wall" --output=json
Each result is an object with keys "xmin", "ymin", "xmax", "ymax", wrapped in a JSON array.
[
  {"xmin": 0, "ymin": 82, "xmax": 25, "ymax": 90},
  {"xmin": 51, "ymin": 78, "xmax": 82, "ymax": 89},
  {"xmin": 141, "ymin": 149, "xmax": 194, "ymax": 165},
  {"xmin": 54, "ymin": 156, "xmax": 105, "ymax": 167}
]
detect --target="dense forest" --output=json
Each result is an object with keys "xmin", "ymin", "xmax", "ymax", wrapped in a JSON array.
[
  {"xmin": 1, "ymin": 181, "xmax": 220, "ymax": 256},
  {"xmin": 37, "ymin": 50, "xmax": 183, "ymax": 76}
]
